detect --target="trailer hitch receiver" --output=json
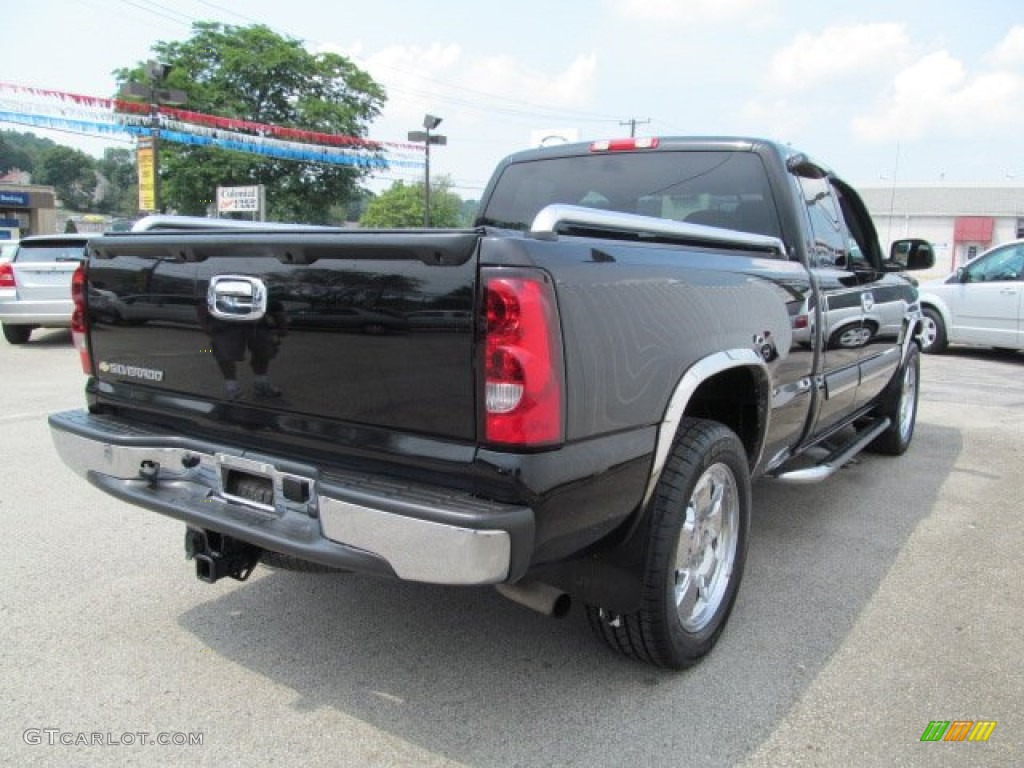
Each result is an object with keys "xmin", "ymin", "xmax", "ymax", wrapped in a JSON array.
[{"xmin": 185, "ymin": 528, "xmax": 261, "ymax": 583}]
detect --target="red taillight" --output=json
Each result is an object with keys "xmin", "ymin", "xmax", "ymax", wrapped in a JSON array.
[
  {"xmin": 71, "ymin": 264, "xmax": 91, "ymax": 374},
  {"xmin": 482, "ymin": 270, "xmax": 564, "ymax": 446},
  {"xmin": 590, "ymin": 137, "xmax": 659, "ymax": 152},
  {"xmin": 0, "ymin": 262, "xmax": 15, "ymax": 288}
]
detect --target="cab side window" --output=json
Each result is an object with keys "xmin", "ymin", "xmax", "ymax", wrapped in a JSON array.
[
  {"xmin": 796, "ymin": 176, "xmax": 849, "ymax": 269},
  {"xmin": 964, "ymin": 244, "xmax": 1024, "ymax": 282}
]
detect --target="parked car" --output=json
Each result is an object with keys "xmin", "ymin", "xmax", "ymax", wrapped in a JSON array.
[
  {"xmin": 0, "ymin": 234, "xmax": 90, "ymax": 344},
  {"xmin": 918, "ymin": 239, "xmax": 1024, "ymax": 353}
]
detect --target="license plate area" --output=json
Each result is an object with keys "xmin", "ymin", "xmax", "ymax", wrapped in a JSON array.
[
  {"xmin": 223, "ymin": 469, "xmax": 275, "ymax": 511},
  {"xmin": 215, "ymin": 453, "xmax": 315, "ymax": 516}
]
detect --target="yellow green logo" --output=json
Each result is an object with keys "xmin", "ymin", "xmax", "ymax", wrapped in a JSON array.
[{"xmin": 920, "ymin": 721, "xmax": 996, "ymax": 742}]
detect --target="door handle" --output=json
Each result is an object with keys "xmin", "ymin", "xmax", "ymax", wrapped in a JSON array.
[{"xmin": 208, "ymin": 275, "xmax": 267, "ymax": 321}]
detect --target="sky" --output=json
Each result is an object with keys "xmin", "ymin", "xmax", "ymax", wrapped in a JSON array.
[{"xmin": 2, "ymin": 0, "xmax": 1023, "ymax": 200}]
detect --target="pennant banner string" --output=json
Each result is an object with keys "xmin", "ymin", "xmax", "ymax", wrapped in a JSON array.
[{"xmin": 0, "ymin": 81, "xmax": 422, "ymax": 153}]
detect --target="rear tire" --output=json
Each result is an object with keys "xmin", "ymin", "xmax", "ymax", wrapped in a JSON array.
[
  {"xmin": 919, "ymin": 308, "xmax": 946, "ymax": 354},
  {"xmin": 2, "ymin": 323, "xmax": 32, "ymax": 345},
  {"xmin": 586, "ymin": 418, "xmax": 750, "ymax": 669},
  {"xmin": 868, "ymin": 344, "xmax": 920, "ymax": 455}
]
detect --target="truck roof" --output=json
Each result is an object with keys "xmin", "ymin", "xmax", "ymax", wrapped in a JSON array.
[
  {"xmin": 501, "ymin": 135, "xmax": 768, "ymax": 160},
  {"xmin": 495, "ymin": 136, "xmax": 835, "ymax": 179}
]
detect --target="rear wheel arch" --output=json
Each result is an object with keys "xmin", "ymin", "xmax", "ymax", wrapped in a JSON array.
[
  {"xmin": 642, "ymin": 350, "xmax": 770, "ymax": 509},
  {"xmin": 919, "ymin": 299, "xmax": 948, "ymax": 325},
  {"xmin": 919, "ymin": 302, "xmax": 948, "ymax": 353},
  {"xmin": 568, "ymin": 351, "xmax": 768, "ymax": 622}
]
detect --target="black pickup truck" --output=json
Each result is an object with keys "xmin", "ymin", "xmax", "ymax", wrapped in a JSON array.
[{"xmin": 49, "ymin": 136, "xmax": 933, "ymax": 668}]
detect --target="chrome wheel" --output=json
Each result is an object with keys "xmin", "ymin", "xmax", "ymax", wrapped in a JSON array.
[
  {"xmin": 585, "ymin": 418, "xmax": 750, "ymax": 668},
  {"xmin": 672, "ymin": 462, "xmax": 740, "ymax": 633}
]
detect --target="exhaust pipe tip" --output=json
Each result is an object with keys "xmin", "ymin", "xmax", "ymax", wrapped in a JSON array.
[{"xmin": 496, "ymin": 581, "xmax": 571, "ymax": 618}]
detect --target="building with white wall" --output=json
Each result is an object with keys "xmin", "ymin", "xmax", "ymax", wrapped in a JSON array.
[{"xmin": 859, "ymin": 184, "xmax": 1024, "ymax": 279}]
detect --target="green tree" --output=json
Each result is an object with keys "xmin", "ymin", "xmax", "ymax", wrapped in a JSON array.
[
  {"xmin": 115, "ymin": 22, "xmax": 386, "ymax": 223},
  {"xmin": 96, "ymin": 147, "xmax": 138, "ymax": 216},
  {"xmin": 360, "ymin": 178, "xmax": 462, "ymax": 228},
  {"xmin": 459, "ymin": 198, "xmax": 480, "ymax": 227},
  {"xmin": 36, "ymin": 145, "xmax": 97, "ymax": 211},
  {"xmin": 0, "ymin": 130, "xmax": 57, "ymax": 177},
  {"xmin": 344, "ymin": 187, "xmax": 376, "ymax": 223},
  {"xmin": 0, "ymin": 135, "xmax": 33, "ymax": 175}
]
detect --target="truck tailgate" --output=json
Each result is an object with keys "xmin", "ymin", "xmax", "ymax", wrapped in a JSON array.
[{"xmin": 85, "ymin": 230, "xmax": 481, "ymax": 441}]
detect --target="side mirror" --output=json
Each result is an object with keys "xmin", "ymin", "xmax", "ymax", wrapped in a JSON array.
[
  {"xmin": 954, "ymin": 266, "xmax": 968, "ymax": 283},
  {"xmin": 889, "ymin": 238, "xmax": 935, "ymax": 271}
]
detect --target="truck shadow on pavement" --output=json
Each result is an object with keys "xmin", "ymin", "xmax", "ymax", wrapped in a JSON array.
[{"xmin": 178, "ymin": 420, "xmax": 960, "ymax": 767}]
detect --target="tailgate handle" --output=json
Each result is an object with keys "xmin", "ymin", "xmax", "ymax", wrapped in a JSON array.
[{"xmin": 208, "ymin": 275, "xmax": 267, "ymax": 321}]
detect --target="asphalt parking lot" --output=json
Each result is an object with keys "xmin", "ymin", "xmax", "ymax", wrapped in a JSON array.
[{"xmin": 1, "ymin": 330, "xmax": 1021, "ymax": 767}]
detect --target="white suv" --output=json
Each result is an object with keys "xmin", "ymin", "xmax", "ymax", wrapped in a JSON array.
[{"xmin": 0, "ymin": 234, "xmax": 89, "ymax": 345}]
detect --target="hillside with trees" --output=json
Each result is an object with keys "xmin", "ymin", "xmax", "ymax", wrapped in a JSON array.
[{"xmin": 1, "ymin": 130, "xmax": 138, "ymax": 216}]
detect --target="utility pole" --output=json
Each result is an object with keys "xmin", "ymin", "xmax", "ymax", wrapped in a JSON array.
[{"xmin": 619, "ymin": 118, "xmax": 651, "ymax": 138}]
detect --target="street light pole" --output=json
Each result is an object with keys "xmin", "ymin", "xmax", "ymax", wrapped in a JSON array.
[
  {"xmin": 120, "ymin": 61, "xmax": 187, "ymax": 214},
  {"xmin": 150, "ymin": 100, "xmax": 161, "ymax": 214},
  {"xmin": 424, "ymin": 135, "xmax": 432, "ymax": 228},
  {"xmin": 408, "ymin": 114, "xmax": 446, "ymax": 227}
]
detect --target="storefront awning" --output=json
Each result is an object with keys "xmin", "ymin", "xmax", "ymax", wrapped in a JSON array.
[{"xmin": 953, "ymin": 217, "xmax": 994, "ymax": 242}]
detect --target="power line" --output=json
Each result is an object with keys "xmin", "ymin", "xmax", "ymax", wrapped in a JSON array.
[
  {"xmin": 78, "ymin": 0, "xmax": 184, "ymax": 36},
  {"xmin": 109, "ymin": 4, "xmax": 661, "ymax": 142},
  {"xmin": 114, "ymin": 0, "xmax": 193, "ymax": 27},
  {"xmin": 129, "ymin": 0, "xmax": 603, "ymax": 125},
  {"xmin": 192, "ymin": 0, "xmax": 264, "ymax": 26},
  {"xmin": 144, "ymin": 5, "xmax": 634, "ymax": 128}
]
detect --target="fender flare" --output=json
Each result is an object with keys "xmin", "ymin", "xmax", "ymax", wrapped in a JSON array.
[
  {"xmin": 905, "ymin": 302, "xmax": 927, "ymax": 357},
  {"xmin": 641, "ymin": 348, "xmax": 771, "ymax": 508}
]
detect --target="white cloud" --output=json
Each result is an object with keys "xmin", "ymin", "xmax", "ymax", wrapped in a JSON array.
[
  {"xmin": 309, "ymin": 40, "xmax": 600, "ymax": 189},
  {"xmin": 769, "ymin": 23, "xmax": 911, "ymax": 90},
  {"xmin": 462, "ymin": 54, "xmax": 597, "ymax": 111},
  {"xmin": 317, "ymin": 41, "xmax": 597, "ymax": 125},
  {"xmin": 852, "ymin": 50, "xmax": 1024, "ymax": 141},
  {"xmin": 988, "ymin": 25, "xmax": 1024, "ymax": 68},
  {"xmin": 738, "ymin": 96, "xmax": 811, "ymax": 141},
  {"xmin": 607, "ymin": 0, "xmax": 766, "ymax": 21}
]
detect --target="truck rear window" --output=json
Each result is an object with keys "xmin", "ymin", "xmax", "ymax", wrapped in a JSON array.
[{"xmin": 478, "ymin": 150, "xmax": 782, "ymax": 239}]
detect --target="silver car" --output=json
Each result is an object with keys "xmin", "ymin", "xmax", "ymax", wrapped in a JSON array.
[
  {"xmin": 918, "ymin": 238, "xmax": 1024, "ymax": 354},
  {"xmin": 0, "ymin": 234, "xmax": 89, "ymax": 344}
]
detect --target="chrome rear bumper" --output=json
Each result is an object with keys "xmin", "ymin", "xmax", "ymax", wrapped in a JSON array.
[{"xmin": 49, "ymin": 409, "xmax": 530, "ymax": 585}]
